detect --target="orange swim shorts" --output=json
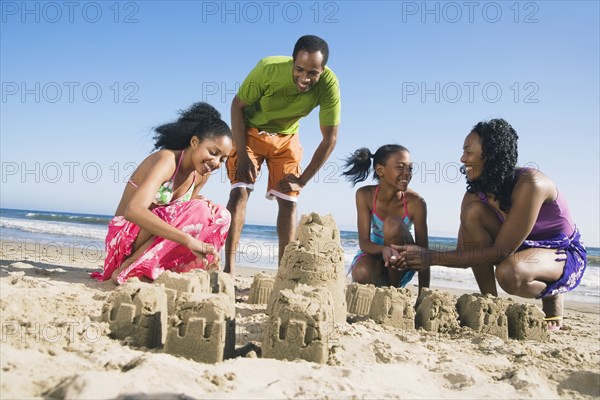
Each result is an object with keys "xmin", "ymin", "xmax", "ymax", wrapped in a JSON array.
[{"xmin": 226, "ymin": 127, "xmax": 303, "ymax": 201}]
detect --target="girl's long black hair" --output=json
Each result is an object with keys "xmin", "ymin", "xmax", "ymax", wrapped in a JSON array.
[
  {"xmin": 342, "ymin": 144, "xmax": 409, "ymax": 186},
  {"xmin": 153, "ymin": 102, "xmax": 232, "ymax": 150},
  {"xmin": 464, "ymin": 118, "xmax": 519, "ymax": 212}
]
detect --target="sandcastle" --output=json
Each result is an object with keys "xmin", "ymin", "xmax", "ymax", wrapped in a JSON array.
[
  {"xmin": 262, "ymin": 285, "xmax": 334, "ymax": 363},
  {"xmin": 415, "ymin": 288, "xmax": 460, "ymax": 333},
  {"xmin": 346, "ymin": 283, "xmax": 415, "ymax": 330},
  {"xmin": 248, "ymin": 273, "xmax": 275, "ymax": 304},
  {"xmin": 505, "ymin": 303, "xmax": 548, "ymax": 341},
  {"xmin": 369, "ymin": 287, "xmax": 415, "ymax": 330},
  {"xmin": 346, "ymin": 283, "xmax": 376, "ymax": 317},
  {"xmin": 264, "ymin": 213, "xmax": 347, "ymax": 363},
  {"xmin": 103, "ymin": 270, "xmax": 236, "ymax": 363},
  {"xmin": 456, "ymin": 293, "xmax": 509, "ymax": 340},
  {"xmin": 267, "ymin": 213, "xmax": 347, "ymax": 324},
  {"xmin": 102, "ymin": 281, "xmax": 169, "ymax": 348},
  {"xmin": 164, "ymin": 292, "xmax": 235, "ymax": 362}
]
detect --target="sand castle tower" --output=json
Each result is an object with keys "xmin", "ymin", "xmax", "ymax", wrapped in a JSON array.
[{"xmin": 267, "ymin": 213, "xmax": 347, "ymax": 324}]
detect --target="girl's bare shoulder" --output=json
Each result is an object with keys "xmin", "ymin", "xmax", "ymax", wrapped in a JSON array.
[
  {"xmin": 405, "ymin": 188, "xmax": 426, "ymax": 205},
  {"xmin": 356, "ymin": 184, "xmax": 378, "ymax": 196}
]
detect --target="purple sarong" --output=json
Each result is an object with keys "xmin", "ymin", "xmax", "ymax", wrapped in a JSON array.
[{"xmin": 518, "ymin": 227, "xmax": 586, "ymax": 298}]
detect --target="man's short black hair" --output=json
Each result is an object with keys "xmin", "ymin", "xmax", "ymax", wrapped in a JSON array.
[{"xmin": 293, "ymin": 35, "xmax": 329, "ymax": 67}]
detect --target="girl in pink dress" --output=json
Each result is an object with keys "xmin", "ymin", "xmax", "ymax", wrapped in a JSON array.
[{"xmin": 92, "ymin": 103, "xmax": 233, "ymax": 285}]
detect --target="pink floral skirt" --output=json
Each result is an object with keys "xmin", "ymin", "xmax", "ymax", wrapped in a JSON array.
[{"xmin": 91, "ymin": 199, "xmax": 231, "ymax": 284}]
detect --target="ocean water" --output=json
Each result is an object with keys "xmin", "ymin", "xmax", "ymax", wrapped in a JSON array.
[{"xmin": 1, "ymin": 208, "xmax": 598, "ymax": 303}]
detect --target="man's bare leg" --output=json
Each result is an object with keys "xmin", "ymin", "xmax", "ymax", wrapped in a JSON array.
[
  {"xmin": 224, "ymin": 187, "xmax": 251, "ymax": 277},
  {"xmin": 276, "ymin": 197, "xmax": 297, "ymax": 265}
]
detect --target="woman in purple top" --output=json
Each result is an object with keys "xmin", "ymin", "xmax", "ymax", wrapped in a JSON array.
[{"xmin": 395, "ymin": 119, "xmax": 586, "ymax": 330}]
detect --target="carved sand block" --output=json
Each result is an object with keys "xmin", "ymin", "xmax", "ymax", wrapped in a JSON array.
[
  {"xmin": 248, "ymin": 273, "xmax": 275, "ymax": 304},
  {"xmin": 505, "ymin": 303, "xmax": 548, "ymax": 341},
  {"xmin": 369, "ymin": 287, "xmax": 415, "ymax": 330},
  {"xmin": 456, "ymin": 293, "xmax": 509, "ymax": 340},
  {"xmin": 263, "ymin": 285, "xmax": 335, "ymax": 364},
  {"xmin": 346, "ymin": 283, "xmax": 376, "ymax": 317},
  {"xmin": 163, "ymin": 293, "xmax": 236, "ymax": 363},
  {"xmin": 154, "ymin": 270, "xmax": 211, "ymax": 314},
  {"xmin": 415, "ymin": 288, "xmax": 459, "ymax": 333},
  {"xmin": 268, "ymin": 213, "xmax": 347, "ymax": 324},
  {"xmin": 210, "ymin": 271, "xmax": 235, "ymax": 304},
  {"xmin": 102, "ymin": 280, "xmax": 168, "ymax": 348}
]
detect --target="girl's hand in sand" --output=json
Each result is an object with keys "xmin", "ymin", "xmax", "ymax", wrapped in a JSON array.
[
  {"xmin": 185, "ymin": 235, "xmax": 220, "ymax": 268},
  {"xmin": 391, "ymin": 244, "xmax": 433, "ymax": 271},
  {"xmin": 383, "ymin": 246, "xmax": 402, "ymax": 270}
]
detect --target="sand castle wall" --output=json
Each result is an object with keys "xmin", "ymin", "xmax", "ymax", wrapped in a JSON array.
[
  {"xmin": 164, "ymin": 293, "xmax": 236, "ymax": 363},
  {"xmin": 103, "ymin": 269, "xmax": 237, "ymax": 363},
  {"xmin": 369, "ymin": 287, "xmax": 415, "ymax": 330},
  {"xmin": 102, "ymin": 281, "xmax": 169, "ymax": 348},
  {"xmin": 267, "ymin": 213, "xmax": 347, "ymax": 324},
  {"xmin": 456, "ymin": 293, "xmax": 509, "ymax": 340},
  {"xmin": 415, "ymin": 288, "xmax": 459, "ymax": 333},
  {"xmin": 154, "ymin": 270, "xmax": 211, "ymax": 314},
  {"xmin": 505, "ymin": 303, "xmax": 548, "ymax": 341},
  {"xmin": 262, "ymin": 285, "xmax": 334, "ymax": 363}
]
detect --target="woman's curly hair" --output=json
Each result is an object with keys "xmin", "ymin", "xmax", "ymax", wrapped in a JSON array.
[
  {"xmin": 153, "ymin": 102, "xmax": 232, "ymax": 150},
  {"xmin": 464, "ymin": 118, "xmax": 519, "ymax": 212}
]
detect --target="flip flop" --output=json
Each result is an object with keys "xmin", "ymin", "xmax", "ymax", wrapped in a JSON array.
[{"xmin": 543, "ymin": 315, "xmax": 563, "ymax": 331}]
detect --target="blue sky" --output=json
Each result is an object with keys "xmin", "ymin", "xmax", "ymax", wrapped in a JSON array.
[{"xmin": 1, "ymin": 1, "xmax": 599, "ymax": 246}]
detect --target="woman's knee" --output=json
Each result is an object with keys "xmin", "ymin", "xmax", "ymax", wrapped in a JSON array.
[
  {"xmin": 495, "ymin": 262, "xmax": 521, "ymax": 294},
  {"xmin": 460, "ymin": 201, "xmax": 490, "ymax": 226},
  {"xmin": 352, "ymin": 264, "xmax": 372, "ymax": 284}
]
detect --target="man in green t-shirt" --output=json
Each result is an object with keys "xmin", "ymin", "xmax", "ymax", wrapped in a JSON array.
[{"xmin": 224, "ymin": 35, "xmax": 341, "ymax": 276}]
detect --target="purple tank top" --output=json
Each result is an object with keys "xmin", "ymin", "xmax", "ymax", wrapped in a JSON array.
[
  {"xmin": 528, "ymin": 190, "xmax": 575, "ymax": 240},
  {"xmin": 478, "ymin": 169, "xmax": 575, "ymax": 241}
]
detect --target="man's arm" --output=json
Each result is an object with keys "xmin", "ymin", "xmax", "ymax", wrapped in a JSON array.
[
  {"xmin": 276, "ymin": 125, "xmax": 338, "ymax": 193},
  {"xmin": 300, "ymin": 125, "xmax": 338, "ymax": 185}
]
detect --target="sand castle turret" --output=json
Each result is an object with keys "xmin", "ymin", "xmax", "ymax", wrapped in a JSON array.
[{"xmin": 267, "ymin": 213, "xmax": 347, "ymax": 324}]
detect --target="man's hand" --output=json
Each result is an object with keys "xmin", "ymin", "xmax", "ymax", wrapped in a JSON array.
[
  {"xmin": 391, "ymin": 244, "xmax": 434, "ymax": 271},
  {"xmin": 276, "ymin": 174, "xmax": 305, "ymax": 194},
  {"xmin": 236, "ymin": 153, "xmax": 257, "ymax": 184}
]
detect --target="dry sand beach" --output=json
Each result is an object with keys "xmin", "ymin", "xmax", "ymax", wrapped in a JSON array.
[{"xmin": 1, "ymin": 236, "xmax": 599, "ymax": 400}]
